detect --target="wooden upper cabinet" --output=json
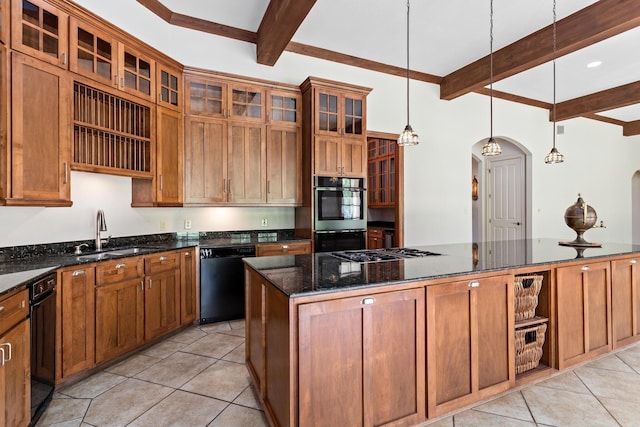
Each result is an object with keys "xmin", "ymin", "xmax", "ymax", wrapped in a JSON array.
[
  {"xmin": 266, "ymin": 126, "xmax": 300, "ymax": 205},
  {"xmin": 157, "ymin": 64, "xmax": 182, "ymax": 111},
  {"xmin": 185, "ymin": 76, "xmax": 228, "ymax": 118},
  {"xmin": 69, "ymin": 17, "xmax": 117, "ymax": 87},
  {"xmin": 314, "ymin": 88, "xmax": 366, "ymax": 139},
  {"xmin": 228, "ymin": 122, "xmax": 266, "ymax": 203},
  {"xmin": 11, "ymin": 0, "xmax": 68, "ymax": 68},
  {"xmin": 0, "ymin": 0, "xmax": 9, "ymax": 44},
  {"xmin": 230, "ymin": 85, "xmax": 265, "ymax": 123},
  {"xmin": 154, "ymin": 106, "xmax": 183, "ymax": 205},
  {"xmin": 116, "ymin": 42, "xmax": 155, "ymax": 101},
  {"xmin": 556, "ymin": 260, "xmax": 612, "ymax": 369},
  {"xmin": 0, "ymin": 45, "xmax": 7, "ymax": 202},
  {"xmin": 267, "ymin": 89, "xmax": 300, "ymax": 126},
  {"xmin": 8, "ymin": 52, "xmax": 71, "ymax": 206}
]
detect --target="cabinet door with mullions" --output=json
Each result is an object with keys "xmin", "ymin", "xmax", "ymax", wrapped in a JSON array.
[
  {"xmin": 69, "ymin": 17, "xmax": 117, "ymax": 86},
  {"xmin": 11, "ymin": 0, "xmax": 68, "ymax": 68}
]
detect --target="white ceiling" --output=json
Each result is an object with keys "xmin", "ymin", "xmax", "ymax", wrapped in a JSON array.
[{"xmin": 157, "ymin": 0, "xmax": 640, "ymax": 124}]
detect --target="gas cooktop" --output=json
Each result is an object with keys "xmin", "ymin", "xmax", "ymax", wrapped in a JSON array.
[{"xmin": 331, "ymin": 248, "xmax": 441, "ymax": 263}]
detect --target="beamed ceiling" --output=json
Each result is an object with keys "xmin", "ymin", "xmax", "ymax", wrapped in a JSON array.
[{"xmin": 137, "ymin": 0, "xmax": 640, "ymax": 136}]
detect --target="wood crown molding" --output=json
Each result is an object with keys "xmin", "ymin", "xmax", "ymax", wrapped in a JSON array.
[{"xmin": 440, "ymin": 0, "xmax": 640, "ymax": 100}]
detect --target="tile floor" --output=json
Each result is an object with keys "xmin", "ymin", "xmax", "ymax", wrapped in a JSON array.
[{"xmin": 37, "ymin": 320, "xmax": 640, "ymax": 427}]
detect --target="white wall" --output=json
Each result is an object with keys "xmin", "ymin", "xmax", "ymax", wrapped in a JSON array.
[{"xmin": 2, "ymin": 0, "xmax": 639, "ymax": 247}]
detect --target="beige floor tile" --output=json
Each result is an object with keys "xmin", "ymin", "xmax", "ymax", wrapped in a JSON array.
[
  {"xmin": 38, "ymin": 419, "xmax": 83, "ymax": 427},
  {"xmin": 105, "ymin": 353, "xmax": 161, "ymax": 377},
  {"xmin": 199, "ymin": 321, "xmax": 231, "ymax": 333},
  {"xmin": 574, "ymin": 366, "xmax": 640, "ymax": 401},
  {"xmin": 128, "ymin": 390, "xmax": 228, "ymax": 427},
  {"xmin": 181, "ymin": 360, "xmax": 251, "ymax": 402},
  {"xmin": 584, "ymin": 354, "xmax": 636, "ymax": 373},
  {"xmin": 35, "ymin": 397, "xmax": 90, "ymax": 426},
  {"xmin": 617, "ymin": 345, "xmax": 640, "ymax": 372},
  {"xmin": 83, "ymin": 378, "xmax": 173, "ymax": 426},
  {"xmin": 60, "ymin": 371, "xmax": 127, "ymax": 399},
  {"xmin": 472, "ymin": 391, "xmax": 533, "ymax": 422},
  {"xmin": 135, "ymin": 351, "xmax": 216, "ymax": 388},
  {"xmin": 229, "ymin": 319, "xmax": 245, "ymax": 330},
  {"xmin": 453, "ymin": 409, "xmax": 536, "ymax": 426},
  {"xmin": 522, "ymin": 385, "xmax": 617, "ymax": 426},
  {"xmin": 536, "ymin": 371, "xmax": 591, "ymax": 394},
  {"xmin": 598, "ymin": 395, "xmax": 640, "ymax": 426},
  {"xmin": 419, "ymin": 415, "xmax": 453, "ymax": 426},
  {"xmin": 181, "ymin": 332, "xmax": 245, "ymax": 359},
  {"xmin": 168, "ymin": 326, "xmax": 208, "ymax": 344},
  {"xmin": 233, "ymin": 385, "xmax": 262, "ymax": 410},
  {"xmin": 141, "ymin": 339, "xmax": 187, "ymax": 359},
  {"xmin": 208, "ymin": 403, "xmax": 268, "ymax": 427},
  {"xmin": 222, "ymin": 342, "xmax": 246, "ymax": 364},
  {"xmin": 222, "ymin": 327, "xmax": 246, "ymax": 338}
]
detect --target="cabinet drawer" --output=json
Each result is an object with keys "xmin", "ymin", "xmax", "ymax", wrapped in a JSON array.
[
  {"xmin": 96, "ymin": 257, "xmax": 144, "ymax": 285},
  {"xmin": 145, "ymin": 251, "xmax": 180, "ymax": 274},
  {"xmin": 368, "ymin": 228, "xmax": 384, "ymax": 238},
  {"xmin": 256, "ymin": 241, "xmax": 311, "ymax": 257},
  {"xmin": 0, "ymin": 288, "xmax": 29, "ymax": 334}
]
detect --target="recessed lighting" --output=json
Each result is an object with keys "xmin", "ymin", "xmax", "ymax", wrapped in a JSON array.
[{"xmin": 587, "ymin": 61, "xmax": 602, "ymax": 68}]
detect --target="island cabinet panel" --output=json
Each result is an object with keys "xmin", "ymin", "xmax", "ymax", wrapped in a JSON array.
[
  {"xmin": 610, "ymin": 257, "xmax": 640, "ymax": 348},
  {"xmin": 298, "ymin": 287, "xmax": 425, "ymax": 427},
  {"xmin": 143, "ymin": 252, "xmax": 180, "ymax": 341},
  {"xmin": 245, "ymin": 269, "xmax": 265, "ymax": 394},
  {"xmin": 57, "ymin": 266, "xmax": 95, "ymax": 381},
  {"xmin": 556, "ymin": 261, "xmax": 612, "ymax": 369},
  {"xmin": 426, "ymin": 274, "xmax": 514, "ymax": 417}
]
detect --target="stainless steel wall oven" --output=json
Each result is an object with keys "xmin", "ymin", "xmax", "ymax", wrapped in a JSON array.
[{"xmin": 314, "ymin": 176, "xmax": 366, "ymax": 231}]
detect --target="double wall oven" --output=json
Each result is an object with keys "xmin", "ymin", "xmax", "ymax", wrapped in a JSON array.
[{"xmin": 314, "ymin": 176, "xmax": 366, "ymax": 252}]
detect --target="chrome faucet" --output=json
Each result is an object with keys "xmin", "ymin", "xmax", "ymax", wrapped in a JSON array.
[{"xmin": 96, "ymin": 209, "xmax": 109, "ymax": 251}]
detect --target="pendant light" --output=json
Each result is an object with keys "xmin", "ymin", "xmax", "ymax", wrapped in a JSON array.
[
  {"xmin": 545, "ymin": 0, "xmax": 565, "ymax": 164},
  {"xmin": 397, "ymin": 0, "xmax": 419, "ymax": 146},
  {"xmin": 482, "ymin": 0, "xmax": 501, "ymax": 156}
]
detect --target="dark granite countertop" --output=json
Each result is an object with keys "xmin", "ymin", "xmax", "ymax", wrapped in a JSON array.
[{"xmin": 243, "ymin": 239, "xmax": 640, "ymax": 297}]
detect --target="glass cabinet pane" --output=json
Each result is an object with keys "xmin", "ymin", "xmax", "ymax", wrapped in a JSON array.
[
  {"xmin": 189, "ymin": 81, "xmax": 223, "ymax": 114},
  {"xmin": 123, "ymin": 50, "xmax": 151, "ymax": 95},
  {"xmin": 270, "ymin": 94, "xmax": 297, "ymax": 123},
  {"xmin": 159, "ymin": 69, "xmax": 179, "ymax": 106},
  {"xmin": 76, "ymin": 25, "xmax": 113, "ymax": 80},
  {"xmin": 20, "ymin": 0, "xmax": 61, "ymax": 58},
  {"xmin": 319, "ymin": 93, "xmax": 338, "ymax": 132},
  {"xmin": 232, "ymin": 88, "xmax": 262, "ymax": 118},
  {"xmin": 344, "ymin": 97, "xmax": 363, "ymax": 135}
]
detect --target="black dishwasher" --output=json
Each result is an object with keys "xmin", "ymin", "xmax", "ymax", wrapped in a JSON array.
[{"xmin": 200, "ymin": 245, "xmax": 256, "ymax": 324}]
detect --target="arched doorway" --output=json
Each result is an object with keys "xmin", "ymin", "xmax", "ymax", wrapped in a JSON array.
[{"xmin": 472, "ymin": 137, "xmax": 532, "ymax": 244}]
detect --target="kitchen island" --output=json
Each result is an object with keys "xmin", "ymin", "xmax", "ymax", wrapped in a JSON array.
[{"xmin": 244, "ymin": 239, "xmax": 640, "ymax": 427}]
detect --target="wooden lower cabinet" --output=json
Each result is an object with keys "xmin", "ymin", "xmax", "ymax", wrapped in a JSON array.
[
  {"xmin": 180, "ymin": 249, "xmax": 197, "ymax": 325},
  {"xmin": 367, "ymin": 228, "xmax": 384, "ymax": 249},
  {"xmin": 57, "ymin": 266, "xmax": 95, "ymax": 380},
  {"xmin": 298, "ymin": 287, "xmax": 425, "ymax": 427},
  {"xmin": 610, "ymin": 257, "xmax": 639, "ymax": 348},
  {"xmin": 426, "ymin": 274, "xmax": 514, "ymax": 417},
  {"xmin": 0, "ymin": 319, "xmax": 30, "ymax": 427},
  {"xmin": 256, "ymin": 241, "xmax": 311, "ymax": 257},
  {"xmin": 144, "ymin": 268, "xmax": 180, "ymax": 341},
  {"xmin": 0, "ymin": 288, "xmax": 30, "ymax": 427},
  {"xmin": 556, "ymin": 261, "xmax": 612, "ymax": 369},
  {"xmin": 95, "ymin": 277, "xmax": 145, "ymax": 364}
]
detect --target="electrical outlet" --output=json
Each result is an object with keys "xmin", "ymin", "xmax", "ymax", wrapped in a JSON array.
[
  {"xmin": 184, "ymin": 219, "xmax": 192, "ymax": 229},
  {"xmin": 160, "ymin": 221, "xmax": 166, "ymax": 231},
  {"xmin": 261, "ymin": 218, "xmax": 268, "ymax": 227}
]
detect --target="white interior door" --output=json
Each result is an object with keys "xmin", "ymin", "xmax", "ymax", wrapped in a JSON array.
[{"xmin": 488, "ymin": 156, "xmax": 525, "ymax": 243}]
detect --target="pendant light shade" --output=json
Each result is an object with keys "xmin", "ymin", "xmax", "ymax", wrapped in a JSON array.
[
  {"xmin": 398, "ymin": 0, "xmax": 419, "ymax": 146},
  {"xmin": 482, "ymin": 0, "xmax": 501, "ymax": 156},
  {"xmin": 545, "ymin": 0, "xmax": 564, "ymax": 164}
]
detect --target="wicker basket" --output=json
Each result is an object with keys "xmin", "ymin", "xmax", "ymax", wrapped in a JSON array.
[
  {"xmin": 514, "ymin": 275, "xmax": 543, "ymax": 321},
  {"xmin": 515, "ymin": 322, "xmax": 547, "ymax": 374}
]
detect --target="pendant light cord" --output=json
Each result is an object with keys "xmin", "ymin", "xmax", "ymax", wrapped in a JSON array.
[
  {"xmin": 406, "ymin": 0, "xmax": 410, "ymax": 126},
  {"xmin": 489, "ymin": 0, "xmax": 494, "ymax": 139},
  {"xmin": 552, "ymin": 0, "xmax": 557, "ymax": 149}
]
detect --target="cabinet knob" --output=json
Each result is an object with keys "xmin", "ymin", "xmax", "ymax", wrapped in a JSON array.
[
  {"xmin": 115, "ymin": 263, "xmax": 126, "ymax": 269},
  {"xmin": 1, "ymin": 343, "xmax": 11, "ymax": 362},
  {"xmin": 185, "ymin": 252, "xmax": 191, "ymax": 256},
  {"xmin": 361, "ymin": 297, "xmax": 376, "ymax": 305},
  {"xmin": 581, "ymin": 265, "xmax": 590, "ymax": 271},
  {"xmin": 0, "ymin": 347, "xmax": 4, "ymax": 367},
  {"xmin": 160, "ymin": 256, "xmax": 167, "ymax": 262},
  {"xmin": 468, "ymin": 281, "xmax": 480, "ymax": 288},
  {"xmin": 72, "ymin": 270, "xmax": 86, "ymax": 276},
  {"xmin": 282, "ymin": 245, "xmax": 288, "ymax": 249},
  {"xmin": 631, "ymin": 259, "xmax": 637, "ymax": 264},
  {"xmin": 0, "ymin": 306, "xmax": 4, "ymax": 314}
]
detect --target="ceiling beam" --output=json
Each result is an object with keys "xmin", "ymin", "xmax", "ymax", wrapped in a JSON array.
[
  {"xmin": 135, "ymin": 0, "xmax": 172, "ymax": 22},
  {"xmin": 440, "ymin": 0, "xmax": 640, "ymax": 101},
  {"xmin": 256, "ymin": 0, "xmax": 317, "ymax": 66},
  {"xmin": 623, "ymin": 120, "xmax": 640, "ymax": 136},
  {"xmin": 553, "ymin": 80, "xmax": 640, "ymax": 121}
]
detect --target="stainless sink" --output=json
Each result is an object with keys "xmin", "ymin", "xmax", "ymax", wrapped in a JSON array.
[{"xmin": 75, "ymin": 246, "xmax": 160, "ymax": 261}]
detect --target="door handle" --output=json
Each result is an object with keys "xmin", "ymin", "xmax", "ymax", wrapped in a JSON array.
[{"xmin": 513, "ymin": 222, "xmax": 521, "ymax": 226}]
